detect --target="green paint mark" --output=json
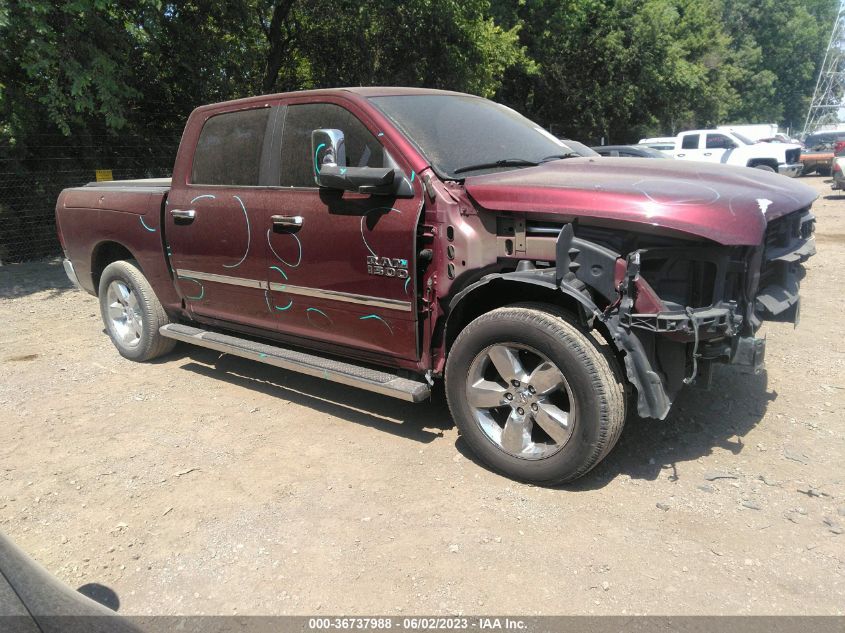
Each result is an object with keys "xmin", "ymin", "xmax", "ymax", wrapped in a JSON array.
[
  {"xmin": 314, "ymin": 143, "xmax": 326, "ymax": 174},
  {"xmin": 269, "ymin": 265, "xmax": 288, "ymax": 280},
  {"xmin": 359, "ymin": 314, "xmax": 393, "ymax": 335},
  {"xmin": 178, "ymin": 277, "xmax": 204, "ymax": 301}
]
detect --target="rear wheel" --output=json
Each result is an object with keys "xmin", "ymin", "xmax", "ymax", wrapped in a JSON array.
[
  {"xmin": 98, "ymin": 260, "xmax": 175, "ymax": 361},
  {"xmin": 445, "ymin": 304, "xmax": 626, "ymax": 484}
]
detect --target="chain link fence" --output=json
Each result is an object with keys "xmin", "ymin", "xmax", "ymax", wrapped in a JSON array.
[{"xmin": 0, "ymin": 136, "xmax": 180, "ymax": 264}]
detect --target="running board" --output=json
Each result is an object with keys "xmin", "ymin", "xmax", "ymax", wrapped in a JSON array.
[{"xmin": 159, "ymin": 324, "xmax": 431, "ymax": 403}]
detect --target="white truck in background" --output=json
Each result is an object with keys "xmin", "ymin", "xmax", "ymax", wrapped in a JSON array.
[{"xmin": 658, "ymin": 129, "xmax": 802, "ymax": 177}]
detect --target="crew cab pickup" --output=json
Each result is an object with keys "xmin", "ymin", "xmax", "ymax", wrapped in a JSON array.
[
  {"xmin": 56, "ymin": 88, "xmax": 817, "ymax": 484},
  {"xmin": 668, "ymin": 129, "xmax": 802, "ymax": 177}
]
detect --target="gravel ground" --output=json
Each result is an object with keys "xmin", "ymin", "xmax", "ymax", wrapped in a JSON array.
[{"xmin": 1, "ymin": 176, "xmax": 843, "ymax": 616}]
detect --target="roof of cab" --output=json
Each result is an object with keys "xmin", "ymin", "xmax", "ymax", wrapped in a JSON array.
[{"xmin": 192, "ymin": 87, "xmax": 475, "ymax": 114}]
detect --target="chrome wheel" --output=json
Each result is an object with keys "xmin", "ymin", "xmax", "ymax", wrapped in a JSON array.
[
  {"xmin": 106, "ymin": 280, "xmax": 143, "ymax": 348},
  {"xmin": 466, "ymin": 343, "xmax": 577, "ymax": 460}
]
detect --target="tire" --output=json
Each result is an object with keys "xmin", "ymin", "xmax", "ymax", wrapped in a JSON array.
[
  {"xmin": 817, "ymin": 165, "xmax": 831, "ymax": 177},
  {"xmin": 98, "ymin": 260, "xmax": 176, "ymax": 362},
  {"xmin": 753, "ymin": 164, "xmax": 776, "ymax": 173},
  {"xmin": 445, "ymin": 304, "xmax": 626, "ymax": 485}
]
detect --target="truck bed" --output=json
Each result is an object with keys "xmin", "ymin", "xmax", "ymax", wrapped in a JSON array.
[{"xmin": 56, "ymin": 178, "xmax": 174, "ymax": 302}]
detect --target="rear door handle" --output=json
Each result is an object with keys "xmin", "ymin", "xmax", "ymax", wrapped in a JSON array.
[
  {"xmin": 272, "ymin": 215, "xmax": 303, "ymax": 228},
  {"xmin": 170, "ymin": 209, "xmax": 196, "ymax": 220},
  {"xmin": 703, "ymin": 152, "xmax": 712, "ymax": 156},
  {"xmin": 676, "ymin": 153, "xmax": 685, "ymax": 157}
]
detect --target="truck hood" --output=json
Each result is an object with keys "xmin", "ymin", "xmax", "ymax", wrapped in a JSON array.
[{"xmin": 464, "ymin": 157, "xmax": 817, "ymax": 245}]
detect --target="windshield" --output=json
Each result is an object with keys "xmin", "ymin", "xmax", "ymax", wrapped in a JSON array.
[
  {"xmin": 731, "ymin": 131, "xmax": 754, "ymax": 145},
  {"xmin": 369, "ymin": 94, "xmax": 577, "ymax": 178}
]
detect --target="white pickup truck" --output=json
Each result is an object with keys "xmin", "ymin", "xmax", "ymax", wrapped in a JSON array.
[{"xmin": 662, "ymin": 129, "xmax": 803, "ymax": 177}]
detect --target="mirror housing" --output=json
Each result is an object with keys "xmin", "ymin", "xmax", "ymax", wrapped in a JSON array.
[
  {"xmin": 311, "ymin": 129, "xmax": 347, "ymax": 184},
  {"xmin": 311, "ymin": 128, "xmax": 413, "ymax": 197},
  {"xmin": 317, "ymin": 164, "xmax": 397, "ymax": 195}
]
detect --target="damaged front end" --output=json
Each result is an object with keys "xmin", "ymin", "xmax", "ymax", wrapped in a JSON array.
[{"xmin": 556, "ymin": 207, "xmax": 816, "ymax": 419}]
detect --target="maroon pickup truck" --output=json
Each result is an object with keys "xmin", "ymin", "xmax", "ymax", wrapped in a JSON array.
[{"xmin": 56, "ymin": 87, "xmax": 817, "ymax": 484}]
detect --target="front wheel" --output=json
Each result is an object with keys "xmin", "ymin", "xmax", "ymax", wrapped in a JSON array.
[
  {"xmin": 98, "ymin": 260, "xmax": 176, "ymax": 362},
  {"xmin": 445, "ymin": 305, "xmax": 626, "ymax": 484}
]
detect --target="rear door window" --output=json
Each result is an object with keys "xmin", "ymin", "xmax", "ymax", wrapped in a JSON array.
[
  {"xmin": 192, "ymin": 108, "xmax": 271, "ymax": 186},
  {"xmin": 279, "ymin": 103, "xmax": 384, "ymax": 188}
]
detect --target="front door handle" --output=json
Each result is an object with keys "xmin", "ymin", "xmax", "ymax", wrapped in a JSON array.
[
  {"xmin": 676, "ymin": 153, "xmax": 685, "ymax": 157},
  {"xmin": 703, "ymin": 152, "xmax": 712, "ymax": 156},
  {"xmin": 272, "ymin": 215, "xmax": 303, "ymax": 228},
  {"xmin": 170, "ymin": 209, "xmax": 196, "ymax": 220}
]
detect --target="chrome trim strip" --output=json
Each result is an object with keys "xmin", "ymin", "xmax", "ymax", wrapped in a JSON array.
[
  {"xmin": 268, "ymin": 283, "xmax": 411, "ymax": 312},
  {"xmin": 175, "ymin": 268, "xmax": 412, "ymax": 312},
  {"xmin": 175, "ymin": 269, "xmax": 268, "ymax": 289}
]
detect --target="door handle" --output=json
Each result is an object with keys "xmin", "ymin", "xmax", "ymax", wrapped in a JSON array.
[
  {"xmin": 272, "ymin": 215, "xmax": 303, "ymax": 228},
  {"xmin": 703, "ymin": 152, "xmax": 712, "ymax": 156},
  {"xmin": 170, "ymin": 209, "xmax": 196, "ymax": 220},
  {"xmin": 677, "ymin": 153, "xmax": 685, "ymax": 157}
]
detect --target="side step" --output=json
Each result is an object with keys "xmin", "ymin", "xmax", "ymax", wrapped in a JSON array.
[{"xmin": 159, "ymin": 324, "xmax": 431, "ymax": 403}]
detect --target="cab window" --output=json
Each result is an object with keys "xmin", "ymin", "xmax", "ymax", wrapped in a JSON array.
[
  {"xmin": 192, "ymin": 108, "xmax": 270, "ymax": 186},
  {"xmin": 280, "ymin": 103, "xmax": 384, "ymax": 188},
  {"xmin": 681, "ymin": 134, "xmax": 699, "ymax": 150}
]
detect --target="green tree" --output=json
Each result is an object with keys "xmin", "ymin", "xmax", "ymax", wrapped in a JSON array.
[
  {"xmin": 0, "ymin": 0, "xmax": 839, "ymax": 149},
  {"xmin": 494, "ymin": 0, "xmax": 738, "ymax": 142},
  {"xmin": 492, "ymin": 0, "xmax": 838, "ymax": 142},
  {"xmin": 0, "ymin": 0, "xmax": 151, "ymax": 142},
  {"xmin": 721, "ymin": 0, "xmax": 839, "ymax": 132},
  {"xmin": 260, "ymin": 0, "xmax": 534, "ymax": 98}
]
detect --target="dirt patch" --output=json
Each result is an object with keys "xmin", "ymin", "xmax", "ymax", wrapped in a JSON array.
[
  {"xmin": 4, "ymin": 354, "xmax": 39, "ymax": 362},
  {"xmin": 0, "ymin": 176, "xmax": 843, "ymax": 615},
  {"xmin": 815, "ymin": 232, "xmax": 845, "ymax": 245}
]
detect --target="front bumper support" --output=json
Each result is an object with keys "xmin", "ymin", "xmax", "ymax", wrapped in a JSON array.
[
  {"xmin": 731, "ymin": 336, "xmax": 766, "ymax": 374},
  {"xmin": 778, "ymin": 163, "xmax": 803, "ymax": 178}
]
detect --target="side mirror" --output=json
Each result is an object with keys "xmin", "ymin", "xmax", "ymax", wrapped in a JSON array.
[
  {"xmin": 311, "ymin": 128, "xmax": 413, "ymax": 197},
  {"xmin": 311, "ymin": 129, "xmax": 347, "ymax": 184}
]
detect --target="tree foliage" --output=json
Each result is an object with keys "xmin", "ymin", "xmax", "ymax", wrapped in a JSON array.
[{"xmin": 0, "ymin": 0, "xmax": 839, "ymax": 152}]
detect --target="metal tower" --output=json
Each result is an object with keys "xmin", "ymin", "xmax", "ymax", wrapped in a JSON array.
[{"xmin": 803, "ymin": 3, "xmax": 845, "ymax": 137}]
